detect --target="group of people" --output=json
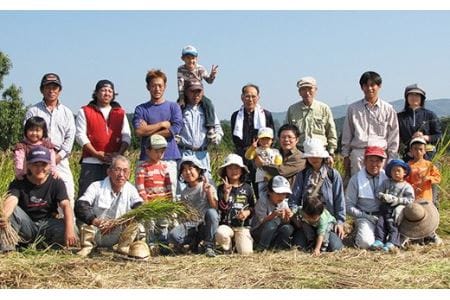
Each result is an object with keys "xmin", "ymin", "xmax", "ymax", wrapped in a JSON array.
[{"xmin": 0, "ymin": 45, "xmax": 444, "ymax": 259}]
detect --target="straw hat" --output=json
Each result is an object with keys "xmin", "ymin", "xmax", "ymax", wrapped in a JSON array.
[
  {"xmin": 399, "ymin": 201, "xmax": 439, "ymax": 239},
  {"xmin": 127, "ymin": 240, "xmax": 150, "ymax": 261}
]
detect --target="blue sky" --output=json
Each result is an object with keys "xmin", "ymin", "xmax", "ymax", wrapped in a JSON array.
[{"xmin": 2, "ymin": 10, "xmax": 450, "ymax": 120}]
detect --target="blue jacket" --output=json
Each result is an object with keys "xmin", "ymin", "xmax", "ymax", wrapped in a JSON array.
[
  {"xmin": 288, "ymin": 165, "xmax": 346, "ymax": 224},
  {"xmin": 397, "ymin": 107, "xmax": 441, "ymax": 154}
]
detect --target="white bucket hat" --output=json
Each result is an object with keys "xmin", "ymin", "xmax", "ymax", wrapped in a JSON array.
[
  {"xmin": 218, "ymin": 153, "xmax": 249, "ymax": 177},
  {"xmin": 302, "ymin": 137, "xmax": 329, "ymax": 158}
]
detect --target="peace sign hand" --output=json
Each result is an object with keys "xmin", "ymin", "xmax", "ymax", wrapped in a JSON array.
[
  {"xmin": 211, "ymin": 65, "xmax": 219, "ymax": 77},
  {"xmin": 222, "ymin": 177, "xmax": 232, "ymax": 201}
]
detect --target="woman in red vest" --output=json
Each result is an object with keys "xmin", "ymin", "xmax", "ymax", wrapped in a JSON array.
[{"xmin": 75, "ymin": 80, "xmax": 131, "ymax": 198}]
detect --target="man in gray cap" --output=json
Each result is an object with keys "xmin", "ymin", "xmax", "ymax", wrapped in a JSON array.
[
  {"xmin": 177, "ymin": 78, "xmax": 223, "ymax": 186},
  {"xmin": 285, "ymin": 76, "xmax": 337, "ymax": 164}
]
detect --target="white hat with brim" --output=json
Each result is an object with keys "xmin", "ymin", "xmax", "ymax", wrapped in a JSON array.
[
  {"xmin": 271, "ymin": 175, "xmax": 292, "ymax": 194},
  {"xmin": 179, "ymin": 156, "xmax": 206, "ymax": 173},
  {"xmin": 218, "ymin": 153, "xmax": 249, "ymax": 177},
  {"xmin": 399, "ymin": 201, "xmax": 439, "ymax": 239},
  {"xmin": 302, "ymin": 138, "xmax": 329, "ymax": 158}
]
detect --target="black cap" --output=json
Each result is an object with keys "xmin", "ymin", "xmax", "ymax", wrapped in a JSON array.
[
  {"xmin": 40, "ymin": 73, "xmax": 62, "ymax": 89},
  {"xmin": 95, "ymin": 79, "xmax": 115, "ymax": 93}
]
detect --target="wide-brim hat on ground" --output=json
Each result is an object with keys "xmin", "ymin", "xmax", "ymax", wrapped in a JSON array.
[
  {"xmin": 399, "ymin": 201, "xmax": 439, "ymax": 239},
  {"xmin": 302, "ymin": 137, "xmax": 329, "ymax": 158},
  {"xmin": 385, "ymin": 159, "xmax": 411, "ymax": 178},
  {"xmin": 218, "ymin": 153, "xmax": 249, "ymax": 177},
  {"xmin": 271, "ymin": 175, "xmax": 292, "ymax": 194}
]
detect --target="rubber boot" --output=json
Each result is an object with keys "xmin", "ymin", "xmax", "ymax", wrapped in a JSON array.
[
  {"xmin": 115, "ymin": 222, "xmax": 140, "ymax": 255},
  {"xmin": 77, "ymin": 225, "xmax": 96, "ymax": 257}
]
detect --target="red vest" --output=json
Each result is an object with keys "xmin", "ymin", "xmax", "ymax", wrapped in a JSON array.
[{"xmin": 82, "ymin": 103, "xmax": 125, "ymax": 159}]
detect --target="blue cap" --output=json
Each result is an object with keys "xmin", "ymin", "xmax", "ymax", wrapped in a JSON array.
[
  {"xmin": 385, "ymin": 159, "xmax": 411, "ymax": 178},
  {"xmin": 182, "ymin": 45, "xmax": 198, "ymax": 57},
  {"xmin": 26, "ymin": 145, "xmax": 51, "ymax": 164}
]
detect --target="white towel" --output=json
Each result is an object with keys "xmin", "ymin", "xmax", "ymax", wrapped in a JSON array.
[
  {"xmin": 357, "ymin": 169, "xmax": 387, "ymax": 199},
  {"xmin": 233, "ymin": 104, "xmax": 266, "ymax": 140}
]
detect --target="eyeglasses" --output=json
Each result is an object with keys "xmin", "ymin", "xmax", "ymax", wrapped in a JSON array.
[
  {"xmin": 280, "ymin": 135, "xmax": 297, "ymax": 140},
  {"xmin": 111, "ymin": 167, "xmax": 130, "ymax": 174}
]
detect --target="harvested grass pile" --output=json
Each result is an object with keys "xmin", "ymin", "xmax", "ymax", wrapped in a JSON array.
[
  {"xmin": 0, "ymin": 193, "xmax": 21, "ymax": 250},
  {"xmin": 100, "ymin": 198, "xmax": 199, "ymax": 234},
  {"xmin": 0, "ymin": 241, "xmax": 448, "ymax": 288}
]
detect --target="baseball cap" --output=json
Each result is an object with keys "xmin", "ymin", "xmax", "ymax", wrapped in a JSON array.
[
  {"xmin": 184, "ymin": 79, "xmax": 203, "ymax": 91},
  {"xmin": 364, "ymin": 146, "xmax": 386, "ymax": 158},
  {"xmin": 404, "ymin": 83, "xmax": 426, "ymax": 100},
  {"xmin": 95, "ymin": 79, "xmax": 115, "ymax": 93},
  {"xmin": 26, "ymin": 145, "xmax": 51, "ymax": 164},
  {"xmin": 40, "ymin": 73, "xmax": 62, "ymax": 89},
  {"xmin": 182, "ymin": 45, "xmax": 198, "ymax": 57},
  {"xmin": 146, "ymin": 134, "xmax": 167, "ymax": 149},
  {"xmin": 271, "ymin": 176, "xmax": 292, "ymax": 194},
  {"xmin": 258, "ymin": 127, "xmax": 274, "ymax": 139},
  {"xmin": 409, "ymin": 137, "xmax": 427, "ymax": 147},
  {"xmin": 296, "ymin": 76, "xmax": 317, "ymax": 89}
]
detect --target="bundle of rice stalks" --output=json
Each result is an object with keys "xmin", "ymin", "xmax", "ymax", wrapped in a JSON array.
[
  {"xmin": 100, "ymin": 197, "xmax": 199, "ymax": 234},
  {"xmin": 0, "ymin": 193, "xmax": 21, "ymax": 249}
]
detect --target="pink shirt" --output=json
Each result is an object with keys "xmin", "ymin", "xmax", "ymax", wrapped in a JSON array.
[{"xmin": 13, "ymin": 138, "xmax": 57, "ymax": 178}]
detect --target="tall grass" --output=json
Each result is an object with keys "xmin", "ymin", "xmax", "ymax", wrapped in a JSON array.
[{"xmin": 0, "ymin": 150, "xmax": 15, "ymax": 194}]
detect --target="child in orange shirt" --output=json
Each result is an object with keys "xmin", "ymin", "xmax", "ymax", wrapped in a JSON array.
[
  {"xmin": 406, "ymin": 137, "xmax": 441, "ymax": 203},
  {"xmin": 406, "ymin": 137, "xmax": 442, "ymax": 246}
]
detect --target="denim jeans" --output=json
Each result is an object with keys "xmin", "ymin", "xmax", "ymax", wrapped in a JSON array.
[
  {"xmin": 292, "ymin": 222, "xmax": 343, "ymax": 252},
  {"xmin": 0, "ymin": 206, "xmax": 67, "ymax": 251},
  {"xmin": 252, "ymin": 218, "xmax": 294, "ymax": 250},
  {"xmin": 168, "ymin": 208, "xmax": 219, "ymax": 249}
]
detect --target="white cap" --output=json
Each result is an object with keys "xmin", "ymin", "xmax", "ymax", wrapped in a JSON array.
[
  {"xmin": 258, "ymin": 127, "xmax": 274, "ymax": 139},
  {"xmin": 271, "ymin": 176, "xmax": 292, "ymax": 194}
]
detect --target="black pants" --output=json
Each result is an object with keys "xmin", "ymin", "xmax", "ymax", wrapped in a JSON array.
[{"xmin": 78, "ymin": 163, "xmax": 109, "ymax": 198}]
